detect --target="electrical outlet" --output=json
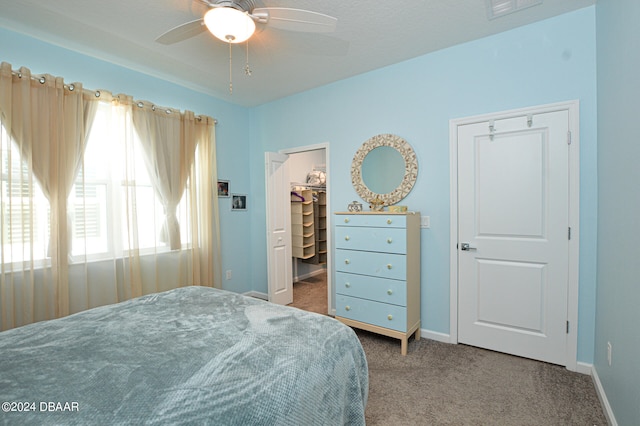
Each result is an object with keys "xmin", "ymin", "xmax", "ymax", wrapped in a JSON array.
[
  {"xmin": 226, "ymin": 270, "xmax": 232, "ymax": 280},
  {"xmin": 420, "ymin": 216, "xmax": 430, "ymax": 229},
  {"xmin": 607, "ymin": 341, "xmax": 612, "ymax": 366}
]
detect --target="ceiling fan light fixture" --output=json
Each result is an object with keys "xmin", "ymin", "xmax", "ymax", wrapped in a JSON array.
[{"xmin": 204, "ymin": 7, "xmax": 256, "ymax": 43}]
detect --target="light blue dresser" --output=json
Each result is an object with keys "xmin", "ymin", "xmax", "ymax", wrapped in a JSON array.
[{"xmin": 334, "ymin": 212, "xmax": 421, "ymax": 355}]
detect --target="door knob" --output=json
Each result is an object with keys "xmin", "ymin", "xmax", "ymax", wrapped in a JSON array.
[{"xmin": 461, "ymin": 243, "xmax": 477, "ymax": 251}]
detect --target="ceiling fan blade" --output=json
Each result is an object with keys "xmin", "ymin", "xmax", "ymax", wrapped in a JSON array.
[
  {"xmin": 155, "ymin": 18, "xmax": 207, "ymax": 45},
  {"xmin": 252, "ymin": 7, "xmax": 337, "ymax": 33}
]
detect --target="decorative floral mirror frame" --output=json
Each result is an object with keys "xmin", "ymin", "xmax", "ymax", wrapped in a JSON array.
[{"xmin": 351, "ymin": 133, "xmax": 418, "ymax": 206}]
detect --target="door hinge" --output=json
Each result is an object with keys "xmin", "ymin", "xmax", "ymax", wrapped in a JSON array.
[
  {"xmin": 567, "ymin": 130, "xmax": 572, "ymax": 145},
  {"xmin": 568, "ymin": 227, "xmax": 571, "ymax": 240},
  {"xmin": 566, "ymin": 321, "xmax": 570, "ymax": 334}
]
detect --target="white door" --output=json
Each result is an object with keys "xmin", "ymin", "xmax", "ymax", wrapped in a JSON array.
[
  {"xmin": 457, "ymin": 110, "xmax": 570, "ymax": 365},
  {"xmin": 265, "ymin": 152, "xmax": 293, "ymax": 305}
]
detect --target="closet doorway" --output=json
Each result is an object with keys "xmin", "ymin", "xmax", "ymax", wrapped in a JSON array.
[{"xmin": 265, "ymin": 143, "xmax": 331, "ymax": 316}]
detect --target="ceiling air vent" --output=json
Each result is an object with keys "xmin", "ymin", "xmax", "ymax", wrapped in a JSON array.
[{"xmin": 486, "ymin": 0, "xmax": 543, "ymax": 19}]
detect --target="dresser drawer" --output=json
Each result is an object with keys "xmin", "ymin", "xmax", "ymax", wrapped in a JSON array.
[
  {"xmin": 334, "ymin": 226, "xmax": 406, "ymax": 254},
  {"xmin": 336, "ymin": 249, "xmax": 406, "ymax": 280},
  {"xmin": 335, "ymin": 272, "xmax": 406, "ymax": 306},
  {"xmin": 336, "ymin": 295, "xmax": 407, "ymax": 332},
  {"xmin": 336, "ymin": 214, "xmax": 406, "ymax": 228}
]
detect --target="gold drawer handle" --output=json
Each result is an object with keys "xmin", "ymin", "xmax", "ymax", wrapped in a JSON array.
[
  {"xmin": 387, "ymin": 315, "xmax": 393, "ymax": 321},
  {"xmin": 387, "ymin": 264, "xmax": 392, "ymax": 270},
  {"xmin": 345, "ymin": 235, "xmax": 350, "ymax": 241},
  {"xmin": 387, "ymin": 219, "xmax": 392, "ymax": 224},
  {"xmin": 345, "ymin": 259, "xmax": 351, "ymax": 265},
  {"xmin": 387, "ymin": 238, "xmax": 392, "ymax": 244},
  {"xmin": 344, "ymin": 218, "xmax": 350, "ymax": 223},
  {"xmin": 387, "ymin": 289, "xmax": 393, "ymax": 295},
  {"xmin": 345, "ymin": 306, "xmax": 351, "ymax": 311}
]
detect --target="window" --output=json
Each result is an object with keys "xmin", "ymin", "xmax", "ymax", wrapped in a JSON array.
[
  {"xmin": 1, "ymin": 100, "xmax": 192, "ymax": 265},
  {"xmin": 70, "ymin": 101, "xmax": 192, "ymax": 260},
  {"xmin": 0, "ymin": 124, "xmax": 50, "ymax": 264}
]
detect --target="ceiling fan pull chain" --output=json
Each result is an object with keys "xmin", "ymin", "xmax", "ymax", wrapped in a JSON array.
[
  {"xmin": 244, "ymin": 40, "xmax": 252, "ymax": 76},
  {"xmin": 228, "ymin": 41, "xmax": 233, "ymax": 94}
]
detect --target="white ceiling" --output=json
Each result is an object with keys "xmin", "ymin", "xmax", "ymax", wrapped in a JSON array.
[{"xmin": 0, "ymin": 0, "xmax": 594, "ymax": 107}]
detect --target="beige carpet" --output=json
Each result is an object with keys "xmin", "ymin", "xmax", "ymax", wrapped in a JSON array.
[
  {"xmin": 359, "ymin": 330, "xmax": 607, "ymax": 425},
  {"xmin": 288, "ymin": 273, "xmax": 607, "ymax": 425},
  {"xmin": 289, "ymin": 272, "xmax": 328, "ymax": 315}
]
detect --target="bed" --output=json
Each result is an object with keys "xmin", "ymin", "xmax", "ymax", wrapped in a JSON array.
[{"xmin": 0, "ymin": 286, "xmax": 368, "ymax": 425}]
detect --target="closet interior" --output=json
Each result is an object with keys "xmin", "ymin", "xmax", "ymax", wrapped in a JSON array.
[{"xmin": 288, "ymin": 148, "xmax": 327, "ymax": 314}]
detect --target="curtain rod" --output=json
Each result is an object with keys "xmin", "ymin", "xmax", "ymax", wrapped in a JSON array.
[{"xmin": 9, "ymin": 69, "xmax": 218, "ymax": 125}]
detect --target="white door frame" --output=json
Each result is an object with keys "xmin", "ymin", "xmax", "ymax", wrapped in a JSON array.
[
  {"xmin": 279, "ymin": 142, "xmax": 333, "ymax": 314},
  {"xmin": 449, "ymin": 100, "xmax": 580, "ymax": 371}
]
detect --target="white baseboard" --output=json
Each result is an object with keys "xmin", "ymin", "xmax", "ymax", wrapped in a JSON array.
[
  {"xmin": 293, "ymin": 268, "xmax": 326, "ymax": 283},
  {"xmin": 592, "ymin": 367, "xmax": 618, "ymax": 426},
  {"xmin": 421, "ymin": 328, "xmax": 451, "ymax": 343},
  {"xmin": 575, "ymin": 361, "xmax": 593, "ymax": 375},
  {"xmin": 243, "ymin": 291, "xmax": 268, "ymax": 300}
]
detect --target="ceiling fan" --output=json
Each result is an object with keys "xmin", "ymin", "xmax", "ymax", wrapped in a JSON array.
[
  {"xmin": 156, "ymin": 0, "xmax": 338, "ymax": 94},
  {"xmin": 155, "ymin": 0, "xmax": 338, "ymax": 46}
]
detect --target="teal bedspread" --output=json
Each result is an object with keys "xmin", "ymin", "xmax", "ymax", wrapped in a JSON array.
[{"xmin": 0, "ymin": 287, "xmax": 368, "ymax": 425}]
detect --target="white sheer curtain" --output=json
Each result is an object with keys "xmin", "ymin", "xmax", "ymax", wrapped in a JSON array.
[
  {"xmin": 0, "ymin": 62, "xmax": 221, "ymax": 331},
  {"xmin": 186, "ymin": 111, "xmax": 220, "ymax": 287},
  {"xmin": 0, "ymin": 62, "xmax": 96, "ymax": 327},
  {"xmin": 132, "ymin": 102, "xmax": 197, "ymax": 250}
]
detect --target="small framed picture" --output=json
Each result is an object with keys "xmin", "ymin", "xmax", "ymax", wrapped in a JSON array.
[
  {"xmin": 231, "ymin": 194, "xmax": 247, "ymax": 211},
  {"xmin": 217, "ymin": 180, "xmax": 229, "ymax": 197}
]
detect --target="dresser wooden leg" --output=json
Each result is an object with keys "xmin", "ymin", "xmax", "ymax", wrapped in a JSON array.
[
  {"xmin": 401, "ymin": 338, "xmax": 408, "ymax": 356},
  {"xmin": 415, "ymin": 327, "xmax": 421, "ymax": 341}
]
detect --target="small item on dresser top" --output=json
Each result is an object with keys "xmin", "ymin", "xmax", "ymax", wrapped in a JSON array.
[
  {"xmin": 348, "ymin": 200, "xmax": 363, "ymax": 212},
  {"xmin": 388, "ymin": 205, "xmax": 408, "ymax": 213},
  {"xmin": 369, "ymin": 195, "xmax": 385, "ymax": 211}
]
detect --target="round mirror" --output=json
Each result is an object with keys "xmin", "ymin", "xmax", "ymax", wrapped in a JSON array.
[
  {"xmin": 351, "ymin": 134, "xmax": 418, "ymax": 206},
  {"xmin": 361, "ymin": 146, "xmax": 405, "ymax": 194}
]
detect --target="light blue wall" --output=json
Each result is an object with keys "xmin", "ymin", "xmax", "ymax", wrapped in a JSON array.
[
  {"xmin": 251, "ymin": 7, "xmax": 598, "ymax": 363},
  {"xmin": 1, "ymin": 7, "xmax": 601, "ymax": 366},
  {"xmin": 595, "ymin": 0, "xmax": 640, "ymax": 424},
  {"xmin": 4, "ymin": 5, "xmax": 638, "ymax": 420},
  {"xmin": 0, "ymin": 27, "xmax": 255, "ymax": 294}
]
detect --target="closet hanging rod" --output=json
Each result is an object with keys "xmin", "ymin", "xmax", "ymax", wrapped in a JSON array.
[{"xmin": 291, "ymin": 182, "xmax": 326, "ymax": 190}]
